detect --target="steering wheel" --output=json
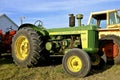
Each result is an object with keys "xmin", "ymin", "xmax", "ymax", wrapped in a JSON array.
[{"xmin": 34, "ymin": 20, "xmax": 43, "ymax": 28}]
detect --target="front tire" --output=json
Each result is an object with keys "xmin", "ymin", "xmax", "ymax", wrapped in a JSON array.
[
  {"xmin": 12, "ymin": 27, "xmax": 46, "ymax": 67},
  {"xmin": 62, "ymin": 48, "xmax": 91, "ymax": 77}
]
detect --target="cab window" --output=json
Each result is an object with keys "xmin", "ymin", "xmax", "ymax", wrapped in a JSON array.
[
  {"xmin": 109, "ymin": 12, "xmax": 116, "ymax": 25},
  {"xmin": 90, "ymin": 13, "xmax": 107, "ymax": 28},
  {"xmin": 90, "ymin": 17, "xmax": 97, "ymax": 25},
  {"xmin": 116, "ymin": 11, "xmax": 120, "ymax": 23}
]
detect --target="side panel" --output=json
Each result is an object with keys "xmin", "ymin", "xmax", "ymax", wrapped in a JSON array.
[
  {"xmin": 88, "ymin": 30, "xmax": 98, "ymax": 49},
  {"xmin": 81, "ymin": 30, "xmax": 99, "ymax": 53},
  {"xmin": 88, "ymin": 30, "xmax": 98, "ymax": 53},
  {"xmin": 81, "ymin": 31, "xmax": 88, "ymax": 48}
]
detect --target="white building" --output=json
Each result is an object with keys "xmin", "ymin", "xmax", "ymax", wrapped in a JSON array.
[{"xmin": 0, "ymin": 14, "xmax": 18, "ymax": 32}]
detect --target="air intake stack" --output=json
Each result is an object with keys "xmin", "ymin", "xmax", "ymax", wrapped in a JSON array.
[{"xmin": 76, "ymin": 14, "xmax": 83, "ymax": 26}]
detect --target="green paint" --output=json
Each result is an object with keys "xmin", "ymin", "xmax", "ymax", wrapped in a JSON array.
[
  {"xmin": 47, "ymin": 25, "xmax": 97, "ymax": 35},
  {"xmin": 83, "ymin": 48, "xmax": 99, "ymax": 53},
  {"xmin": 88, "ymin": 30, "xmax": 99, "ymax": 53}
]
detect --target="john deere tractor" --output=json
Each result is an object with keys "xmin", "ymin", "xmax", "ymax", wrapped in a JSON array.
[
  {"xmin": 88, "ymin": 9, "xmax": 120, "ymax": 64},
  {"xmin": 12, "ymin": 14, "xmax": 102, "ymax": 77}
]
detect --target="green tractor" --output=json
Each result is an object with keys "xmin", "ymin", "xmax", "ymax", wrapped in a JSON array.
[{"xmin": 12, "ymin": 14, "xmax": 104, "ymax": 77}]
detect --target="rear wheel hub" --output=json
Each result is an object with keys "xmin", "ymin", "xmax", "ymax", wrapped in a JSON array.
[{"xmin": 15, "ymin": 35, "xmax": 29, "ymax": 60}]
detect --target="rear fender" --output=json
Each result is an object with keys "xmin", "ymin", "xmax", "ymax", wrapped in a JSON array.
[
  {"xmin": 18, "ymin": 23, "xmax": 47, "ymax": 36},
  {"xmin": 18, "ymin": 23, "xmax": 35, "ymax": 30}
]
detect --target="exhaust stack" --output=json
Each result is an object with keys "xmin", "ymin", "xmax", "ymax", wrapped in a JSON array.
[{"xmin": 69, "ymin": 14, "xmax": 75, "ymax": 27}]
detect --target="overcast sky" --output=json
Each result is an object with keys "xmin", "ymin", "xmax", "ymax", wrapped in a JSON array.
[{"xmin": 0, "ymin": 0, "xmax": 120, "ymax": 28}]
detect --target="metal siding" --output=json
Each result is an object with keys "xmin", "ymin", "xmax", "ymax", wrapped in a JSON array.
[{"xmin": 0, "ymin": 16, "xmax": 18, "ymax": 32}]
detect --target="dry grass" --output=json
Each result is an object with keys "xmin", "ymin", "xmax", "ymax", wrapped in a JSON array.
[{"xmin": 0, "ymin": 54, "xmax": 120, "ymax": 80}]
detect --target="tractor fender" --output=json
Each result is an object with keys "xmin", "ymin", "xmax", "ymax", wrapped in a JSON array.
[
  {"xmin": 18, "ymin": 23, "xmax": 34, "ymax": 30},
  {"xmin": 18, "ymin": 23, "xmax": 48, "ymax": 36}
]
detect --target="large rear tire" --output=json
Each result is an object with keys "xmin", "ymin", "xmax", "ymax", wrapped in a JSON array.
[
  {"xmin": 62, "ymin": 48, "xmax": 91, "ymax": 77},
  {"xmin": 100, "ymin": 35, "xmax": 120, "ymax": 64},
  {"xmin": 12, "ymin": 27, "xmax": 46, "ymax": 67}
]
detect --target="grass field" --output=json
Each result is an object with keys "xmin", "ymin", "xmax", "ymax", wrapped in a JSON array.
[{"xmin": 0, "ymin": 54, "xmax": 120, "ymax": 80}]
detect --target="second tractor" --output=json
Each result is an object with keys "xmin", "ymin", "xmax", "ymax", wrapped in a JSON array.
[{"xmin": 88, "ymin": 9, "xmax": 120, "ymax": 64}]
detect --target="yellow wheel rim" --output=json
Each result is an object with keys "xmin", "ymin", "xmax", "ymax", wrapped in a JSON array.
[
  {"xmin": 67, "ymin": 56, "xmax": 82, "ymax": 72},
  {"xmin": 14, "ymin": 35, "xmax": 29, "ymax": 60}
]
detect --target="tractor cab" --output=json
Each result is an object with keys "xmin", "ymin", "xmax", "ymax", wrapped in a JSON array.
[{"xmin": 88, "ymin": 9, "xmax": 120, "ymax": 29}]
